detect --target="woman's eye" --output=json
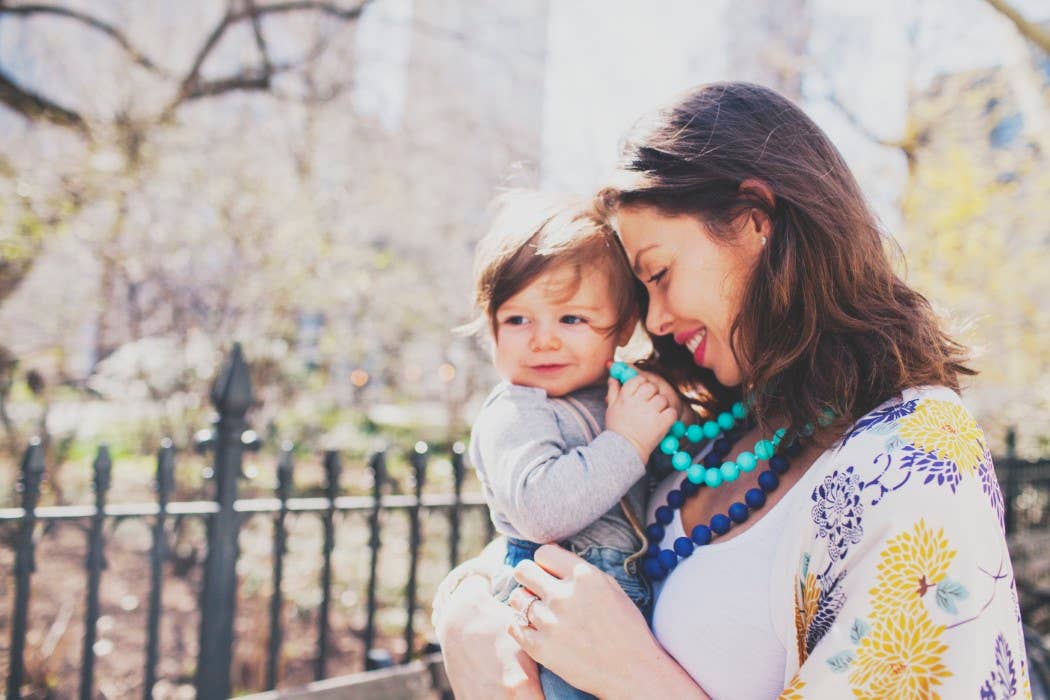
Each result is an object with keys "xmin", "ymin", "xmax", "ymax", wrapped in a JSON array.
[
  {"xmin": 560, "ymin": 315, "xmax": 586, "ymax": 325},
  {"xmin": 647, "ymin": 268, "xmax": 668, "ymax": 286}
]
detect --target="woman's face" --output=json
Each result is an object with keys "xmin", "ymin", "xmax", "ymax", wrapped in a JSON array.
[{"xmin": 615, "ymin": 205, "xmax": 763, "ymax": 388}]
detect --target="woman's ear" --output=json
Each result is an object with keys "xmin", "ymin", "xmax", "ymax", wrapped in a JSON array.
[{"xmin": 738, "ymin": 179, "xmax": 775, "ymax": 245}]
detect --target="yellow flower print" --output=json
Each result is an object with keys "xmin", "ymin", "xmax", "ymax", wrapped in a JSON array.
[
  {"xmin": 870, "ymin": 519, "xmax": 956, "ymax": 621},
  {"xmin": 779, "ymin": 673, "xmax": 806, "ymax": 699},
  {"xmin": 795, "ymin": 571, "xmax": 821, "ymax": 664},
  {"xmin": 849, "ymin": 607, "xmax": 950, "ymax": 699},
  {"xmin": 898, "ymin": 399, "xmax": 986, "ymax": 477}
]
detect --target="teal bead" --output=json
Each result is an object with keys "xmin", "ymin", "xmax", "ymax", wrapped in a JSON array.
[
  {"xmin": 703, "ymin": 421, "xmax": 720, "ymax": 439},
  {"xmin": 672, "ymin": 451, "xmax": 692, "ymax": 470},
  {"xmin": 819, "ymin": 408, "xmax": 835, "ymax": 426},
  {"xmin": 717, "ymin": 412, "xmax": 735, "ymax": 431},
  {"xmin": 621, "ymin": 367, "xmax": 638, "ymax": 382},
  {"xmin": 774, "ymin": 427, "xmax": 787, "ymax": 441},
  {"xmin": 610, "ymin": 361, "xmax": 627, "ymax": 381},
  {"xmin": 671, "ymin": 421, "xmax": 686, "ymax": 438},
  {"xmin": 685, "ymin": 424, "xmax": 703, "ymax": 442},
  {"xmin": 755, "ymin": 439, "xmax": 774, "ymax": 460},
  {"xmin": 720, "ymin": 461, "xmax": 739, "ymax": 481},
  {"xmin": 801, "ymin": 423, "xmax": 815, "ymax": 437},
  {"xmin": 660, "ymin": 436, "xmax": 680, "ymax": 455},
  {"xmin": 704, "ymin": 469, "xmax": 723, "ymax": 488},
  {"xmin": 737, "ymin": 451, "xmax": 757, "ymax": 471},
  {"xmin": 687, "ymin": 465, "xmax": 705, "ymax": 484},
  {"xmin": 732, "ymin": 401, "xmax": 747, "ymax": 420}
]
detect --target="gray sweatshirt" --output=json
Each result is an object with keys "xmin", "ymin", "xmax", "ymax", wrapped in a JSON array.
[{"xmin": 469, "ymin": 381, "xmax": 649, "ymax": 553}]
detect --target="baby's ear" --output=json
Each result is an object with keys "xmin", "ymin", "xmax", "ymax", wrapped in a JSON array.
[{"xmin": 616, "ymin": 318, "xmax": 639, "ymax": 347}]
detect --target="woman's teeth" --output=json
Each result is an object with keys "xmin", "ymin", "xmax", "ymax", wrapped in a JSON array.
[{"xmin": 685, "ymin": 329, "xmax": 706, "ymax": 353}]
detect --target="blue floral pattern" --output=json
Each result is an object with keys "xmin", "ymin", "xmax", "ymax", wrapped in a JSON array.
[{"xmin": 811, "ymin": 466, "xmax": 865, "ymax": 563}]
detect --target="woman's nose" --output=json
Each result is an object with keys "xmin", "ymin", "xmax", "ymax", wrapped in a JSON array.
[{"xmin": 646, "ymin": 296, "xmax": 674, "ymax": 336}]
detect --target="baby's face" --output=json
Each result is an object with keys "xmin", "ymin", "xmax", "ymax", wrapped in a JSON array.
[{"xmin": 492, "ymin": 265, "xmax": 625, "ymax": 397}]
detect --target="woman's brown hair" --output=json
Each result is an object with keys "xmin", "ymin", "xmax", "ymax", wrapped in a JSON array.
[{"xmin": 600, "ymin": 81, "xmax": 974, "ymax": 438}]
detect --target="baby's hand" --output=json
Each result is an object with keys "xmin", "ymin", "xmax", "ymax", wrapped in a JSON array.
[
  {"xmin": 627, "ymin": 366, "xmax": 694, "ymax": 425},
  {"xmin": 605, "ymin": 374, "xmax": 678, "ymax": 461}
]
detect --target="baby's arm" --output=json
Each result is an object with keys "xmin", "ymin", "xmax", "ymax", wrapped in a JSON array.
[{"xmin": 475, "ymin": 385, "xmax": 664, "ymax": 543}]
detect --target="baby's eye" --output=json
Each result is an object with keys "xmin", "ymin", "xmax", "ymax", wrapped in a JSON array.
[
  {"xmin": 560, "ymin": 315, "xmax": 586, "ymax": 325},
  {"xmin": 502, "ymin": 315, "xmax": 528, "ymax": 326}
]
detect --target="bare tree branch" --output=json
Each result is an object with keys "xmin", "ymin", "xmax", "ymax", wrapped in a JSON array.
[
  {"xmin": 824, "ymin": 91, "xmax": 919, "ymax": 166},
  {"xmin": 982, "ymin": 0, "xmax": 1050, "ymax": 55},
  {"xmin": 0, "ymin": 3, "xmax": 172, "ymax": 76},
  {"xmin": 0, "ymin": 64, "xmax": 86, "ymax": 131}
]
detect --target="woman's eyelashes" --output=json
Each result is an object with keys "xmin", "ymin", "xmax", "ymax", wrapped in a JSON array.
[{"xmin": 646, "ymin": 267, "xmax": 668, "ymax": 286}]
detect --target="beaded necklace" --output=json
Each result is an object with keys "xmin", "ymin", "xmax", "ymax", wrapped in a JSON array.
[{"xmin": 607, "ymin": 362, "xmax": 801, "ymax": 582}]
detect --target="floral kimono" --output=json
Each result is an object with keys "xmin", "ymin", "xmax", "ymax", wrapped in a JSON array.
[{"xmin": 772, "ymin": 385, "xmax": 1031, "ymax": 699}]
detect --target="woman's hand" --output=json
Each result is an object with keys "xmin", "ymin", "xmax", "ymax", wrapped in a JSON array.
[
  {"xmin": 506, "ymin": 545, "xmax": 706, "ymax": 700},
  {"xmin": 434, "ymin": 575, "xmax": 544, "ymax": 700}
]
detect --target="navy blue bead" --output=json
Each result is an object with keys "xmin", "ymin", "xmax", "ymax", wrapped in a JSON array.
[
  {"xmin": 643, "ymin": 557, "xmax": 666, "ymax": 581},
  {"xmin": 758, "ymin": 470, "xmax": 779, "ymax": 492},
  {"xmin": 785, "ymin": 439, "xmax": 803, "ymax": 457},
  {"xmin": 673, "ymin": 536, "xmax": 694, "ymax": 557},
  {"xmin": 681, "ymin": 479, "xmax": 700, "ymax": 497},
  {"xmin": 657, "ymin": 549, "xmax": 678, "ymax": 572},
  {"xmin": 770, "ymin": 454, "xmax": 789, "ymax": 474},
  {"xmin": 691, "ymin": 524, "xmax": 712, "ymax": 546},
  {"xmin": 710, "ymin": 513, "xmax": 731, "ymax": 535},
  {"xmin": 712, "ymin": 438, "xmax": 731, "ymax": 457},
  {"xmin": 646, "ymin": 523, "xmax": 665, "ymax": 542},
  {"xmin": 647, "ymin": 543, "xmax": 660, "ymax": 558},
  {"xmin": 703, "ymin": 452, "xmax": 721, "ymax": 468},
  {"xmin": 655, "ymin": 505, "xmax": 674, "ymax": 525},
  {"xmin": 667, "ymin": 489, "xmax": 685, "ymax": 508},
  {"xmin": 728, "ymin": 502, "xmax": 749, "ymax": 524},
  {"xmin": 745, "ymin": 488, "xmax": 766, "ymax": 509}
]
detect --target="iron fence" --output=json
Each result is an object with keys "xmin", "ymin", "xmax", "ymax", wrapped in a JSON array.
[{"xmin": 1, "ymin": 345, "xmax": 491, "ymax": 699}]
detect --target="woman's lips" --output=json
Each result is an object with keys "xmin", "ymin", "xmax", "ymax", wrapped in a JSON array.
[{"xmin": 674, "ymin": 328, "xmax": 708, "ymax": 366}]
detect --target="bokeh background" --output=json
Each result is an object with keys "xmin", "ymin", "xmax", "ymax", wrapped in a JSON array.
[{"xmin": 0, "ymin": 0, "xmax": 1048, "ymax": 697}]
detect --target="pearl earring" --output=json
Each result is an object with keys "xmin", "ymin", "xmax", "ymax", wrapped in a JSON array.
[{"xmin": 760, "ymin": 235, "xmax": 767, "ymax": 247}]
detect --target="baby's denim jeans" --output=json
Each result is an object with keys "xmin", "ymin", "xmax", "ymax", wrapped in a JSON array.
[{"xmin": 504, "ymin": 538, "xmax": 651, "ymax": 700}]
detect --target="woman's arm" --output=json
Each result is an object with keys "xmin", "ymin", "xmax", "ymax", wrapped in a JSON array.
[
  {"xmin": 432, "ymin": 540, "xmax": 543, "ymax": 700},
  {"xmin": 507, "ymin": 545, "xmax": 709, "ymax": 700}
]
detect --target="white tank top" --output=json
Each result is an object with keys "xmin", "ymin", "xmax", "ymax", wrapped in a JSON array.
[{"xmin": 646, "ymin": 463, "xmax": 804, "ymax": 700}]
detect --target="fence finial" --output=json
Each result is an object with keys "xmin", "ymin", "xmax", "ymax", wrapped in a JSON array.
[{"xmin": 210, "ymin": 342, "xmax": 253, "ymax": 414}]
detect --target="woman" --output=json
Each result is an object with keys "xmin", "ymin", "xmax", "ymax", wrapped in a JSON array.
[{"xmin": 433, "ymin": 82, "xmax": 1029, "ymax": 699}]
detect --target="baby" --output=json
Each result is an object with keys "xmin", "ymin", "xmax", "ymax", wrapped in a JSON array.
[{"xmin": 462, "ymin": 191, "xmax": 680, "ymax": 700}]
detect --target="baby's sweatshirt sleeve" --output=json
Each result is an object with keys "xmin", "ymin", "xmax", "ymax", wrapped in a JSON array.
[{"xmin": 472, "ymin": 386, "xmax": 646, "ymax": 543}]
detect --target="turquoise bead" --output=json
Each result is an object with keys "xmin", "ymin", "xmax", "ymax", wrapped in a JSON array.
[
  {"xmin": 660, "ymin": 436, "xmax": 679, "ymax": 455},
  {"xmin": 732, "ymin": 401, "xmax": 747, "ymax": 420},
  {"xmin": 819, "ymin": 408, "xmax": 835, "ymax": 426},
  {"xmin": 720, "ymin": 461, "xmax": 739, "ymax": 481},
  {"xmin": 755, "ymin": 439, "xmax": 774, "ymax": 460},
  {"xmin": 671, "ymin": 421, "xmax": 686, "ymax": 438},
  {"xmin": 685, "ymin": 424, "xmax": 703, "ymax": 442},
  {"xmin": 737, "ymin": 451, "xmax": 757, "ymax": 471},
  {"xmin": 717, "ymin": 412, "xmax": 735, "ymax": 431},
  {"xmin": 672, "ymin": 451, "xmax": 691, "ymax": 470},
  {"xmin": 801, "ymin": 422, "xmax": 815, "ymax": 437},
  {"xmin": 687, "ymin": 465, "xmax": 705, "ymax": 484},
  {"xmin": 610, "ymin": 361, "xmax": 627, "ymax": 381},
  {"xmin": 703, "ymin": 421, "xmax": 720, "ymax": 439},
  {"xmin": 774, "ymin": 427, "xmax": 787, "ymax": 441},
  {"xmin": 704, "ymin": 469, "xmax": 723, "ymax": 488},
  {"xmin": 621, "ymin": 367, "xmax": 638, "ymax": 382}
]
